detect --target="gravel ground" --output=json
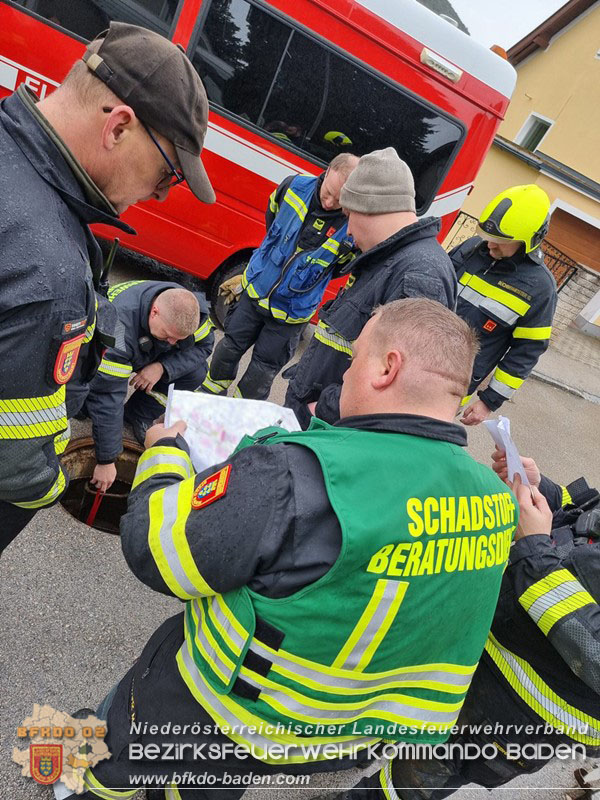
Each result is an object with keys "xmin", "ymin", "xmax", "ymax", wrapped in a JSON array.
[{"xmin": 2, "ymin": 254, "xmax": 599, "ymax": 799}]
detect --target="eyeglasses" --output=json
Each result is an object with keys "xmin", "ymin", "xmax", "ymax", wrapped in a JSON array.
[{"xmin": 102, "ymin": 107, "xmax": 185, "ymax": 191}]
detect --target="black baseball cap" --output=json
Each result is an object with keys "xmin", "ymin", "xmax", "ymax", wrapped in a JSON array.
[{"xmin": 83, "ymin": 22, "xmax": 215, "ymax": 203}]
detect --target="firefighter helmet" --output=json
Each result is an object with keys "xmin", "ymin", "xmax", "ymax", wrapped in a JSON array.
[
  {"xmin": 477, "ymin": 184, "xmax": 550, "ymax": 253},
  {"xmin": 323, "ymin": 130, "xmax": 353, "ymax": 147}
]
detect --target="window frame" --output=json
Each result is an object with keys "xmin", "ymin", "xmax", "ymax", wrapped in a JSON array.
[
  {"xmin": 514, "ymin": 112, "xmax": 554, "ymax": 153},
  {"xmin": 188, "ymin": 0, "xmax": 467, "ymax": 214},
  {"xmin": 5, "ymin": 0, "xmax": 186, "ymax": 45}
]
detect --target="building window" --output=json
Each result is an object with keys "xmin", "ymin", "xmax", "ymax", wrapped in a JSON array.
[{"xmin": 515, "ymin": 113, "xmax": 553, "ymax": 152}]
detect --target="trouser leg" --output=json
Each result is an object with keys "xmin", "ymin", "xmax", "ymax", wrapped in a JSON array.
[
  {"xmin": 0, "ymin": 501, "xmax": 37, "ymax": 554},
  {"xmin": 236, "ymin": 319, "xmax": 302, "ymax": 400},
  {"xmin": 202, "ymin": 294, "xmax": 264, "ymax": 395}
]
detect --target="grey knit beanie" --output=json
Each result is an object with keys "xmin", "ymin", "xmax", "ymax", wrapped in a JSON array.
[{"xmin": 340, "ymin": 147, "xmax": 416, "ymax": 214}]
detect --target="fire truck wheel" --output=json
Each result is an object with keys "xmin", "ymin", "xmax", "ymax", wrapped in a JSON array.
[{"xmin": 210, "ymin": 261, "xmax": 247, "ymax": 330}]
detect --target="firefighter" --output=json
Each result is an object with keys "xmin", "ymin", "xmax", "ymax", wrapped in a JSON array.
[
  {"xmin": 83, "ymin": 281, "xmax": 214, "ymax": 493},
  {"xmin": 316, "ymin": 452, "xmax": 600, "ymax": 800},
  {"xmin": 284, "ymin": 147, "xmax": 457, "ymax": 429},
  {"xmin": 201, "ymin": 153, "xmax": 359, "ymax": 400},
  {"xmin": 63, "ymin": 299, "xmax": 518, "ymax": 799},
  {"xmin": 0, "ymin": 23, "xmax": 214, "ymax": 553},
  {"xmin": 452, "ymin": 185, "xmax": 558, "ymax": 426}
]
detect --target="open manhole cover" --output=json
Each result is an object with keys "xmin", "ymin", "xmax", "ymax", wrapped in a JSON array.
[{"xmin": 59, "ymin": 437, "xmax": 143, "ymax": 534}]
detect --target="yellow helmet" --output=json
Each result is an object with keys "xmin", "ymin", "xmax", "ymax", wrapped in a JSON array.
[
  {"xmin": 323, "ymin": 130, "xmax": 353, "ymax": 146},
  {"xmin": 477, "ymin": 184, "xmax": 550, "ymax": 253}
]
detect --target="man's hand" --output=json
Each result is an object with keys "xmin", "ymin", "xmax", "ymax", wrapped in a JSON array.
[
  {"xmin": 144, "ymin": 420, "xmax": 187, "ymax": 449},
  {"xmin": 461, "ymin": 399, "xmax": 492, "ymax": 426},
  {"xmin": 219, "ymin": 274, "xmax": 244, "ymax": 305},
  {"xmin": 491, "ymin": 447, "xmax": 541, "ymax": 487},
  {"xmin": 91, "ymin": 463, "xmax": 117, "ymax": 493},
  {"xmin": 509, "ymin": 474, "xmax": 553, "ymax": 541},
  {"xmin": 130, "ymin": 362, "xmax": 164, "ymax": 393}
]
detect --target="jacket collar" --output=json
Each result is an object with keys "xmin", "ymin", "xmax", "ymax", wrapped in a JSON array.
[
  {"xmin": 475, "ymin": 238, "xmax": 543, "ymax": 270},
  {"xmin": 1, "ymin": 86, "xmax": 135, "ymax": 235},
  {"xmin": 334, "ymin": 413, "xmax": 467, "ymax": 447},
  {"xmin": 352, "ymin": 216, "xmax": 442, "ymax": 271}
]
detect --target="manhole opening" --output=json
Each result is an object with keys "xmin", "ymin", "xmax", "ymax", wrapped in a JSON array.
[{"xmin": 59, "ymin": 437, "xmax": 143, "ymax": 534}]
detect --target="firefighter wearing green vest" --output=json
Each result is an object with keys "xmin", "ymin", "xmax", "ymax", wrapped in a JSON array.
[{"xmin": 65, "ymin": 298, "xmax": 518, "ymax": 800}]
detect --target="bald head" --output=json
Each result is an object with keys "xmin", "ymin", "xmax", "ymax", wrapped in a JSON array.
[
  {"xmin": 149, "ymin": 288, "xmax": 200, "ymax": 344},
  {"xmin": 339, "ymin": 298, "xmax": 479, "ymax": 420}
]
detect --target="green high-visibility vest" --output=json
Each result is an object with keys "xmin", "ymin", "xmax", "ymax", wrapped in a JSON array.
[{"xmin": 177, "ymin": 419, "xmax": 517, "ymax": 763}]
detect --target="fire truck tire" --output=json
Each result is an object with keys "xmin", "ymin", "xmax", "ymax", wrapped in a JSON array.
[{"xmin": 210, "ymin": 260, "xmax": 248, "ymax": 330}]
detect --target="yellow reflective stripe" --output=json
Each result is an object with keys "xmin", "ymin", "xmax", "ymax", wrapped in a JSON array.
[
  {"xmin": 107, "ymin": 279, "xmax": 145, "ymax": 302},
  {"xmin": 493, "ymin": 368, "xmax": 524, "ymax": 390},
  {"xmin": 562, "ymin": 486, "xmax": 573, "ymax": 506},
  {"xmin": 0, "ymin": 386, "xmax": 67, "ymax": 440},
  {"xmin": 322, "ymin": 237, "xmax": 340, "ymax": 255},
  {"xmin": 459, "ymin": 272, "xmax": 531, "ymax": 316},
  {"xmin": 332, "ymin": 580, "xmax": 408, "ymax": 670},
  {"xmin": 13, "ymin": 468, "xmax": 66, "ymax": 509},
  {"xmin": 519, "ymin": 569, "xmax": 595, "ymax": 636},
  {"xmin": 188, "ymin": 601, "xmax": 234, "ymax": 686},
  {"xmin": 513, "ymin": 326, "xmax": 552, "ymax": 340},
  {"xmin": 54, "ymin": 422, "xmax": 71, "ymax": 455},
  {"xmin": 201, "ymin": 371, "xmax": 232, "ymax": 394},
  {"xmin": 460, "ymin": 394, "xmax": 472, "ymax": 407},
  {"xmin": 314, "ymin": 320, "xmax": 353, "ymax": 356},
  {"xmin": 284, "ymin": 188, "xmax": 308, "ymax": 222},
  {"xmin": 379, "ymin": 761, "xmax": 399, "ymax": 800},
  {"xmin": 233, "ymin": 386, "xmax": 243, "ymax": 398},
  {"xmin": 194, "ymin": 318, "xmax": 214, "ymax": 342},
  {"xmin": 148, "ymin": 389, "xmax": 168, "ymax": 408},
  {"xmin": 485, "ymin": 633, "xmax": 600, "ymax": 745},
  {"xmin": 131, "ymin": 446, "xmax": 194, "ymax": 490},
  {"xmin": 537, "ymin": 592, "xmax": 595, "ymax": 636},
  {"xmin": 166, "ymin": 786, "xmax": 183, "ymax": 800},
  {"xmin": 83, "ymin": 317, "xmax": 96, "ymax": 344},
  {"xmin": 148, "ymin": 477, "xmax": 214, "ymax": 599},
  {"xmin": 177, "ymin": 640, "xmax": 381, "ymax": 765},
  {"xmin": 269, "ymin": 190, "xmax": 279, "ymax": 215},
  {"xmin": 98, "ymin": 359, "xmax": 132, "ymax": 378},
  {"xmin": 520, "ymin": 569, "xmax": 575, "ymax": 610},
  {"xmin": 84, "ymin": 767, "xmax": 137, "ymax": 798}
]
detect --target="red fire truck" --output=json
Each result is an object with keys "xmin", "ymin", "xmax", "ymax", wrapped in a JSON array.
[{"xmin": 1, "ymin": 0, "xmax": 515, "ymax": 323}]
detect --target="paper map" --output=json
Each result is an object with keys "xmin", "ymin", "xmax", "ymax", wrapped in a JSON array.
[{"xmin": 165, "ymin": 388, "xmax": 301, "ymax": 471}]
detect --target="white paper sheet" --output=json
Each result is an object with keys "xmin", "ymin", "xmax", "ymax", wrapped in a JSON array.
[
  {"xmin": 483, "ymin": 415, "xmax": 530, "ymax": 486},
  {"xmin": 165, "ymin": 387, "xmax": 301, "ymax": 472}
]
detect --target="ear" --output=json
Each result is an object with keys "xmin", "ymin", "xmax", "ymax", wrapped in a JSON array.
[
  {"xmin": 372, "ymin": 349, "xmax": 402, "ymax": 390},
  {"xmin": 149, "ymin": 304, "xmax": 159, "ymax": 319},
  {"xmin": 101, "ymin": 105, "xmax": 137, "ymax": 151}
]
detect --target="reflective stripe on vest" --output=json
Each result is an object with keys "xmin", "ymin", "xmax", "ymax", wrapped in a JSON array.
[
  {"xmin": 131, "ymin": 446, "xmax": 194, "ymax": 491},
  {"xmin": 177, "ymin": 638, "xmax": 381, "ymax": 764},
  {"xmin": 201, "ymin": 371, "xmax": 232, "ymax": 395},
  {"xmin": 485, "ymin": 633, "xmax": 600, "ymax": 746},
  {"xmin": 83, "ymin": 767, "xmax": 137, "ymax": 799},
  {"xmin": 13, "ymin": 467, "xmax": 66, "ymax": 509},
  {"xmin": 84, "ymin": 300, "xmax": 97, "ymax": 343},
  {"xmin": 243, "ymin": 273, "xmax": 316, "ymax": 323},
  {"xmin": 207, "ymin": 594, "xmax": 474, "ymax": 697},
  {"xmin": 512, "ymin": 326, "xmax": 552, "ymax": 340},
  {"xmin": 284, "ymin": 188, "xmax": 308, "ymax": 222},
  {"xmin": 147, "ymin": 476, "xmax": 215, "ymax": 599},
  {"xmin": 0, "ymin": 385, "xmax": 67, "ymax": 440},
  {"xmin": 562, "ymin": 486, "xmax": 573, "ymax": 507},
  {"xmin": 313, "ymin": 320, "xmax": 353, "ymax": 356},
  {"xmin": 97, "ymin": 359, "xmax": 133, "ymax": 379},
  {"xmin": 519, "ymin": 568, "xmax": 596, "ymax": 636}
]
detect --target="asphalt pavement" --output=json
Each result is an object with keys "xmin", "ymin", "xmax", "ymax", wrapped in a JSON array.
[{"xmin": 2, "ymin": 256, "xmax": 599, "ymax": 799}]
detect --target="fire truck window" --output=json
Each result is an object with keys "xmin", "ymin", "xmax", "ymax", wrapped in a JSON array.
[
  {"xmin": 191, "ymin": 0, "xmax": 463, "ymax": 213},
  {"xmin": 14, "ymin": 0, "xmax": 178, "ymax": 40},
  {"xmin": 192, "ymin": 0, "xmax": 290, "ymax": 123}
]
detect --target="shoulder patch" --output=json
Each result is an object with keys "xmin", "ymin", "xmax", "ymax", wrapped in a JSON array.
[
  {"xmin": 191, "ymin": 465, "xmax": 231, "ymax": 510},
  {"xmin": 54, "ymin": 333, "xmax": 86, "ymax": 384}
]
